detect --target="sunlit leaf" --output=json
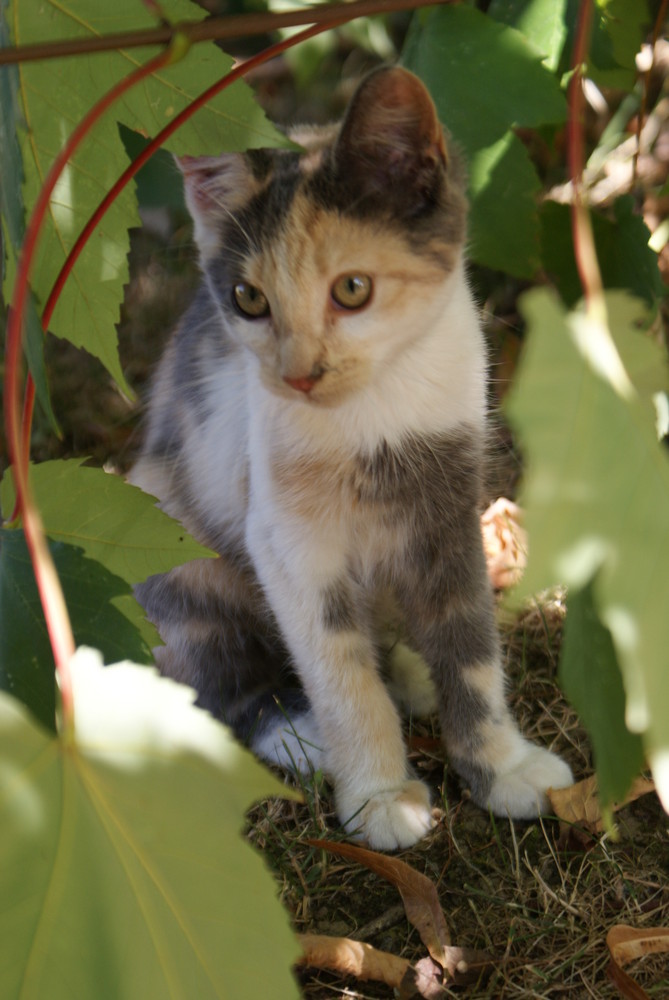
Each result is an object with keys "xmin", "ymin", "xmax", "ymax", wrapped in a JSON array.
[
  {"xmin": 506, "ymin": 289, "xmax": 669, "ymax": 802},
  {"xmin": 488, "ymin": 0, "xmax": 569, "ymax": 70},
  {"xmin": 0, "ymin": 649, "xmax": 300, "ymax": 999},
  {"xmin": 1, "ymin": 459, "xmax": 215, "ymax": 586}
]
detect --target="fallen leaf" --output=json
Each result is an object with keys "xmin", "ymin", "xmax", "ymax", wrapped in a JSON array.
[
  {"xmin": 297, "ymin": 934, "xmax": 410, "ymax": 988},
  {"xmin": 307, "ymin": 838, "xmax": 494, "ymax": 985},
  {"xmin": 607, "ymin": 925, "xmax": 669, "ymax": 965},
  {"xmin": 606, "ymin": 924, "xmax": 669, "ymax": 999},
  {"xmin": 481, "ymin": 497, "xmax": 527, "ymax": 589},
  {"xmin": 548, "ymin": 774, "xmax": 656, "ymax": 837}
]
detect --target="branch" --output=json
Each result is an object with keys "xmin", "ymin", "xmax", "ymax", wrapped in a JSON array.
[{"xmin": 0, "ymin": 0, "xmax": 454, "ymax": 66}]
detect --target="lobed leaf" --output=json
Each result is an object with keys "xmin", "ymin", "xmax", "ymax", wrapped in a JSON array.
[
  {"xmin": 8, "ymin": 0, "xmax": 289, "ymax": 393},
  {"xmin": 1, "ymin": 459, "xmax": 215, "ymax": 587},
  {"xmin": 0, "ymin": 649, "xmax": 300, "ymax": 1000}
]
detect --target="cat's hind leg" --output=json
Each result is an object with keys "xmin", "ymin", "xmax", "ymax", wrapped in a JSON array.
[{"xmin": 249, "ymin": 691, "xmax": 327, "ymax": 775}]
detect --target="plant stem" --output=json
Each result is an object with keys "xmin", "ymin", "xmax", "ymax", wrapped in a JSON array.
[{"xmin": 0, "ymin": 0, "xmax": 452, "ymax": 66}]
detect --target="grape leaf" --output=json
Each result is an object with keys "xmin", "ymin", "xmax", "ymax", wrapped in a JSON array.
[
  {"xmin": 8, "ymin": 0, "xmax": 289, "ymax": 394},
  {"xmin": 506, "ymin": 289, "xmax": 669, "ymax": 799},
  {"xmin": 0, "ymin": 649, "xmax": 300, "ymax": 1000},
  {"xmin": 402, "ymin": 4, "xmax": 565, "ymax": 276},
  {"xmin": 0, "ymin": 459, "xmax": 215, "ymax": 587}
]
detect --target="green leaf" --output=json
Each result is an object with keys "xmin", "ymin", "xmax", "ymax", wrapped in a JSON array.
[
  {"xmin": 0, "ymin": 459, "xmax": 215, "ymax": 587},
  {"xmin": 588, "ymin": 0, "xmax": 649, "ymax": 89},
  {"xmin": 468, "ymin": 131, "xmax": 542, "ymax": 276},
  {"xmin": 0, "ymin": 1, "xmax": 58, "ymax": 432},
  {"xmin": 488, "ymin": 0, "xmax": 569, "ymax": 70},
  {"xmin": 506, "ymin": 289, "xmax": 669, "ymax": 795},
  {"xmin": 0, "ymin": 528, "xmax": 161, "ymax": 730},
  {"xmin": 560, "ymin": 579, "xmax": 644, "ymax": 810},
  {"xmin": 402, "ymin": 5, "xmax": 565, "ymax": 276},
  {"xmin": 8, "ymin": 0, "xmax": 289, "ymax": 395},
  {"xmin": 540, "ymin": 197, "xmax": 665, "ymax": 308},
  {"xmin": 0, "ymin": 649, "xmax": 300, "ymax": 999}
]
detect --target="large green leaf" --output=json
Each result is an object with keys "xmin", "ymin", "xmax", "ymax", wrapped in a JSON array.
[
  {"xmin": 402, "ymin": 5, "xmax": 565, "ymax": 276},
  {"xmin": 8, "ymin": 0, "xmax": 289, "ymax": 394},
  {"xmin": 560, "ymin": 579, "xmax": 644, "ymax": 811},
  {"xmin": 0, "ymin": 459, "xmax": 215, "ymax": 586},
  {"xmin": 506, "ymin": 289, "xmax": 669, "ymax": 805},
  {"xmin": 0, "ymin": 648, "xmax": 300, "ymax": 999}
]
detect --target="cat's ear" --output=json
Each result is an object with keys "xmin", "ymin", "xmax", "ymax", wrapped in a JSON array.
[
  {"xmin": 335, "ymin": 67, "xmax": 448, "ymax": 213},
  {"xmin": 176, "ymin": 154, "xmax": 256, "ymax": 259}
]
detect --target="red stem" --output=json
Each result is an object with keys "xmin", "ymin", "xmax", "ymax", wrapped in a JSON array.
[
  {"xmin": 4, "ymin": 48, "xmax": 174, "ymax": 728},
  {"xmin": 566, "ymin": 0, "xmax": 602, "ymax": 309}
]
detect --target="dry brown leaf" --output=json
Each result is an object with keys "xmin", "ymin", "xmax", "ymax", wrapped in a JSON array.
[
  {"xmin": 480, "ymin": 497, "xmax": 527, "ymax": 589},
  {"xmin": 297, "ymin": 933, "xmax": 410, "ymax": 988},
  {"xmin": 607, "ymin": 924, "xmax": 669, "ymax": 965},
  {"xmin": 606, "ymin": 924, "xmax": 669, "ymax": 999},
  {"xmin": 307, "ymin": 838, "xmax": 494, "ymax": 985},
  {"xmin": 548, "ymin": 775, "xmax": 656, "ymax": 836}
]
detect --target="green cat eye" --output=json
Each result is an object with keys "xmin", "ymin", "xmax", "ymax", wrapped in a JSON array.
[
  {"xmin": 331, "ymin": 274, "xmax": 373, "ymax": 310},
  {"xmin": 233, "ymin": 282, "xmax": 270, "ymax": 318}
]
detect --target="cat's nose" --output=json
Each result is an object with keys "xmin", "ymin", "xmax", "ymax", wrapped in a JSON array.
[{"xmin": 282, "ymin": 364, "xmax": 325, "ymax": 394}]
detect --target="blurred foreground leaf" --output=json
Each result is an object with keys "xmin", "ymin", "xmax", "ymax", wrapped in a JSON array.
[
  {"xmin": 507, "ymin": 289, "xmax": 669, "ymax": 808},
  {"xmin": 0, "ymin": 649, "xmax": 300, "ymax": 999}
]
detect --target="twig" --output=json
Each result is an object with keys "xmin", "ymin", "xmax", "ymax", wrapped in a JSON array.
[{"xmin": 0, "ymin": 0, "xmax": 454, "ymax": 66}]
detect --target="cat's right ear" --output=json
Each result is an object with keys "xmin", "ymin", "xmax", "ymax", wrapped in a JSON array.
[{"xmin": 176, "ymin": 155, "xmax": 256, "ymax": 260}]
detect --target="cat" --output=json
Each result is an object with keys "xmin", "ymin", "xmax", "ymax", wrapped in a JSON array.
[{"xmin": 129, "ymin": 66, "xmax": 573, "ymax": 850}]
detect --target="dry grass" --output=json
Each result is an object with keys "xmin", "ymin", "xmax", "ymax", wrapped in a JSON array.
[{"xmin": 246, "ymin": 601, "xmax": 668, "ymax": 999}]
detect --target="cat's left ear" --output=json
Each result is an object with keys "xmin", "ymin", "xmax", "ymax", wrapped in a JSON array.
[
  {"xmin": 176, "ymin": 154, "xmax": 257, "ymax": 260},
  {"xmin": 335, "ymin": 67, "xmax": 448, "ymax": 213}
]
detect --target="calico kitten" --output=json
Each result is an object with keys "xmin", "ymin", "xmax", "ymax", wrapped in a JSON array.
[{"xmin": 130, "ymin": 66, "xmax": 573, "ymax": 850}]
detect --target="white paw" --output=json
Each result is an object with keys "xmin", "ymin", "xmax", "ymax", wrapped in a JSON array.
[
  {"xmin": 486, "ymin": 744, "xmax": 573, "ymax": 819},
  {"xmin": 340, "ymin": 780, "xmax": 436, "ymax": 850},
  {"xmin": 386, "ymin": 643, "xmax": 438, "ymax": 718}
]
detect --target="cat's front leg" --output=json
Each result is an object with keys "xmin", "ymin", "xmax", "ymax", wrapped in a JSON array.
[
  {"xmin": 399, "ymin": 524, "xmax": 573, "ymax": 818},
  {"xmin": 246, "ymin": 517, "xmax": 435, "ymax": 850}
]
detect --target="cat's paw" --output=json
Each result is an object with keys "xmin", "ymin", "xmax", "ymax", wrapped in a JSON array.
[
  {"xmin": 485, "ymin": 744, "xmax": 573, "ymax": 819},
  {"xmin": 386, "ymin": 643, "xmax": 438, "ymax": 718},
  {"xmin": 341, "ymin": 780, "xmax": 436, "ymax": 850}
]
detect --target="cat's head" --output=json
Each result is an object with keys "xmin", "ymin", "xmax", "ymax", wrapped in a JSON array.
[{"xmin": 178, "ymin": 66, "xmax": 467, "ymax": 407}]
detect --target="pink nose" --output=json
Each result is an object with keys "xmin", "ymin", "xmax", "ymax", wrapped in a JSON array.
[{"xmin": 283, "ymin": 373, "xmax": 320, "ymax": 394}]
